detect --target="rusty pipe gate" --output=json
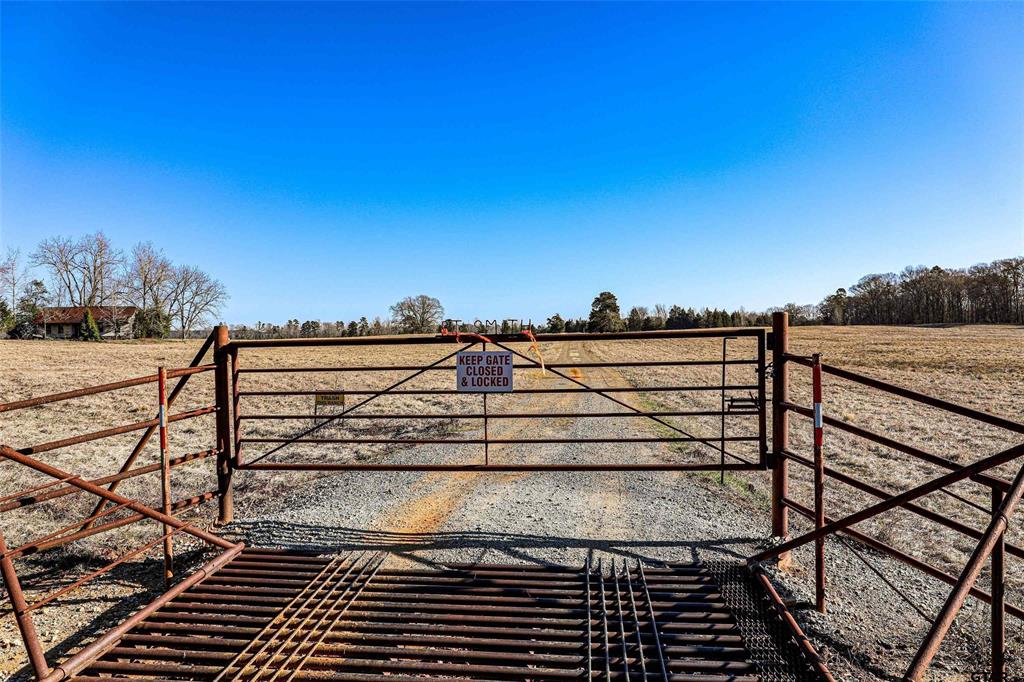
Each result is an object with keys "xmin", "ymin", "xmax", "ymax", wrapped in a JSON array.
[{"xmin": 224, "ymin": 327, "xmax": 768, "ymax": 474}]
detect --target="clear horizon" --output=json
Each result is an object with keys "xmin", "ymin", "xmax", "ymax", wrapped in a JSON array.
[{"xmin": 2, "ymin": 2, "xmax": 1022, "ymax": 326}]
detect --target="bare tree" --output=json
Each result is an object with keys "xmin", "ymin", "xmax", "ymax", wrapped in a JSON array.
[
  {"xmin": 125, "ymin": 242, "xmax": 174, "ymax": 310},
  {"xmin": 168, "ymin": 265, "xmax": 228, "ymax": 339},
  {"xmin": 31, "ymin": 232, "xmax": 124, "ymax": 306},
  {"xmin": 31, "ymin": 236, "xmax": 85, "ymax": 305},
  {"xmin": 1, "ymin": 248, "xmax": 28, "ymax": 313},
  {"xmin": 81, "ymin": 232, "xmax": 124, "ymax": 306},
  {"xmin": 390, "ymin": 295, "xmax": 444, "ymax": 334}
]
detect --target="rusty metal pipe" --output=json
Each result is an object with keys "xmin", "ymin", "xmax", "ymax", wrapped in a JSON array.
[
  {"xmin": 214, "ymin": 325, "xmax": 234, "ymax": 524},
  {"xmin": 757, "ymin": 329, "xmax": 768, "ymax": 466},
  {"xmin": 231, "ymin": 347, "xmax": 242, "ymax": 467},
  {"xmin": 16, "ymin": 406, "xmax": 216, "ymax": 456},
  {"xmin": 240, "ymin": 436, "xmax": 760, "ymax": 445},
  {"xmin": 239, "ymin": 385, "xmax": 759, "ymax": 396},
  {"xmin": 0, "ymin": 445, "xmax": 236, "ymax": 550},
  {"xmin": 26, "ymin": 491, "xmax": 217, "ymax": 555},
  {"xmin": 26, "ymin": 524, "xmax": 193, "ymax": 612},
  {"xmin": 904, "ymin": 461, "xmax": 1024, "ymax": 680},
  {"xmin": 783, "ymin": 401, "xmax": 1013, "ymax": 493},
  {"xmin": 771, "ymin": 312, "xmax": 790, "ymax": 566},
  {"xmin": 781, "ymin": 448, "xmax": 1024, "ymax": 561},
  {"xmin": 0, "ymin": 529, "xmax": 50, "ymax": 679},
  {"xmin": 1, "ymin": 449, "xmax": 217, "ymax": 513},
  {"xmin": 750, "ymin": 566, "xmax": 835, "ymax": 682},
  {"xmin": 0, "ymin": 366, "xmax": 212, "ymax": 414},
  {"xmin": 4, "ymin": 501, "xmax": 134, "ymax": 560},
  {"xmin": 227, "ymin": 327, "xmax": 764, "ymax": 349},
  {"xmin": 812, "ymin": 353, "xmax": 826, "ymax": 613},
  {"xmin": 157, "ymin": 367, "xmax": 174, "ymax": 587},
  {"xmin": 237, "ymin": 359, "xmax": 759, "ymax": 373},
  {"xmin": 785, "ymin": 354, "xmax": 1024, "ymax": 436},
  {"xmin": 239, "ymin": 409, "xmax": 759, "ymax": 420},
  {"xmin": 0, "ymin": 477, "xmax": 75, "ymax": 505},
  {"xmin": 780, "ymin": 496, "xmax": 1024, "ymax": 621},
  {"xmin": 749, "ymin": 440, "xmax": 1024, "ymax": 563},
  {"xmin": 41, "ymin": 543, "xmax": 243, "ymax": 682},
  {"xmin": 238, "ymin": 462, "xmax": 758, "ymax": 472}
]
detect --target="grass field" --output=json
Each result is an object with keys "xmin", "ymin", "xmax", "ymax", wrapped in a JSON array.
[
  {"xmin": 0, "ymin": 325, "xmax": 1022, "ymax": 679},
  {"xmin": 2, "ymin": 325, "xmax": 1022, "ymax": 562}
]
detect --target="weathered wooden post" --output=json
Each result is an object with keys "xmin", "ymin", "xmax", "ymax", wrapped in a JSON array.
[
  {"xmin": 214, "ymin": 324, "xmax": 234, "ymax": 524},
  {"xmin": 771, "ymin": 311, "xmax": 790, "ymax": 567}
]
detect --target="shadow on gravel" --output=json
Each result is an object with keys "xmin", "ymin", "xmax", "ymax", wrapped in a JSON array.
[
  {"xmin": 2, "ymin": 549, "xmax": 215, "ymax": 682},
  {"xmin": 222, "ymin": 521, "xmax": 761, "ymax": 570}
]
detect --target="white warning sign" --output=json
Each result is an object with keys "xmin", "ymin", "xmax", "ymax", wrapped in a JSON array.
[{"xmin": 456, "ymin": 351, "xmax": 513, "ymax": 392}]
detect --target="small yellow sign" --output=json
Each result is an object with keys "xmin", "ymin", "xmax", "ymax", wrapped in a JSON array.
[{"xmin": 314, "ymin": 393, "xmax": 346, "ymax": 408}]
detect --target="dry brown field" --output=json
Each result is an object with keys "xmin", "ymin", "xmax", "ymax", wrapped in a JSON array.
[{"xmin": 0, "ymin": 324, "xmax": 1022, "ymax": 679}]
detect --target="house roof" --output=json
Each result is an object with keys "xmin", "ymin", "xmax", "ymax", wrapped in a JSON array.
[{"xmin": 33, "ymin": 306, "xmax": 138, "ymax": 325}]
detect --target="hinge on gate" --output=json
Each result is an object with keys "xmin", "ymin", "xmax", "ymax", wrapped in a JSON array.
[{"xmin": 761, "ymin": 361, "xmax": 774, "ymax": 380}]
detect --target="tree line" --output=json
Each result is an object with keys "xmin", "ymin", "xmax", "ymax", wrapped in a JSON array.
[
  {"xmin": 0, "ymin": 233, "xmax": 228, "ymax": 339},
  {"xmin": 229, "ymin": 294, "xmax": 446, "ymax": 339},
  {"xmin": 816, "ymin": 258, "xmax": 1023, "ymax": 325},
  {"xmin": 5, "ymin": 249, "xmax": 1018, "ymax": 341},
  {"xmin": 228, "ymin": 254, "xmax": 1023, "ymax": 342}
]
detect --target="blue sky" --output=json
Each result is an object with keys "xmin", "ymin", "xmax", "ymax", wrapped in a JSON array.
[{"xmin": 2, "ymin": 2, "xmax": 1022, "ymax": 325}]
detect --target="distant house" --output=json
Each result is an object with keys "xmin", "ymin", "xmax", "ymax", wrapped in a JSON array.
[{"xmin": 33, "ymin": 306, "xmax": 138, "ymax": 339}]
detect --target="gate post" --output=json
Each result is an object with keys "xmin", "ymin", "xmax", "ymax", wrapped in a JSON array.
[
  {"xmin": 771, "ymin": 312, "xmax": 790, "ymax": 566},
  {"xmin": 214, "ymin": 324, "xmax": 234, "ymax": 524}
]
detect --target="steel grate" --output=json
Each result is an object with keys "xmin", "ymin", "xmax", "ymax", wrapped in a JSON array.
[{"xmin": 69, "ymin": 548, "xmax": 828, "ymax": 681}]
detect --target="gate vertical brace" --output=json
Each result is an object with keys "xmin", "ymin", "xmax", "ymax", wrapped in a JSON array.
[
  {"xmin": 720, "ymin": 336, "xmax": 736, "ymax": 484},
  {"xmin": 157, "ymin": 366, "xmax": 174, "ymax": 587},
  {"xmin": 991, "ymin": 487, "xmax": 1005, "ymax": 682},
  {"xmin": 757, "ymin": 328, "xmax": 768, "ymax": 468},
  {"xmin": 231, "ymin": 347, "xmax": 242, "ymax": 468},
  {"xmin": 214, "ymin": 324, "xmax": 234, "ymax": 524},
  {"xmin": 812, "ymin": 353, "xmax": 825, "ymax": 612},
  {"xmin": 771, "ymin": 312, "xmax": 790, "ymax": 567},
  {"xmin": 0, "ymin": 529, "xmax": 49, "ymax": 680},
  {"xmin": 482, "ymin": 341, "xmax": 489, "ymax": 466}
]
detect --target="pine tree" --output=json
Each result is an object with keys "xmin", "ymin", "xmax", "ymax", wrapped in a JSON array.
[
  {"xmin": 587, "ymin": 292, "xmax": 625, "ymax": 332},
  {"xmin": 81, "ymin": 309, "xmax": 102, "ymax": 341},
  {"xmin": 545, "ymin": 313, "xmax": 566, "ymax": 333}
]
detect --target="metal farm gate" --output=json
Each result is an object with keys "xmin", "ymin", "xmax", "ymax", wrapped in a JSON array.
[{"xmin": 223, "ymin": 327, "xmax": 768, "ymax": 481}]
